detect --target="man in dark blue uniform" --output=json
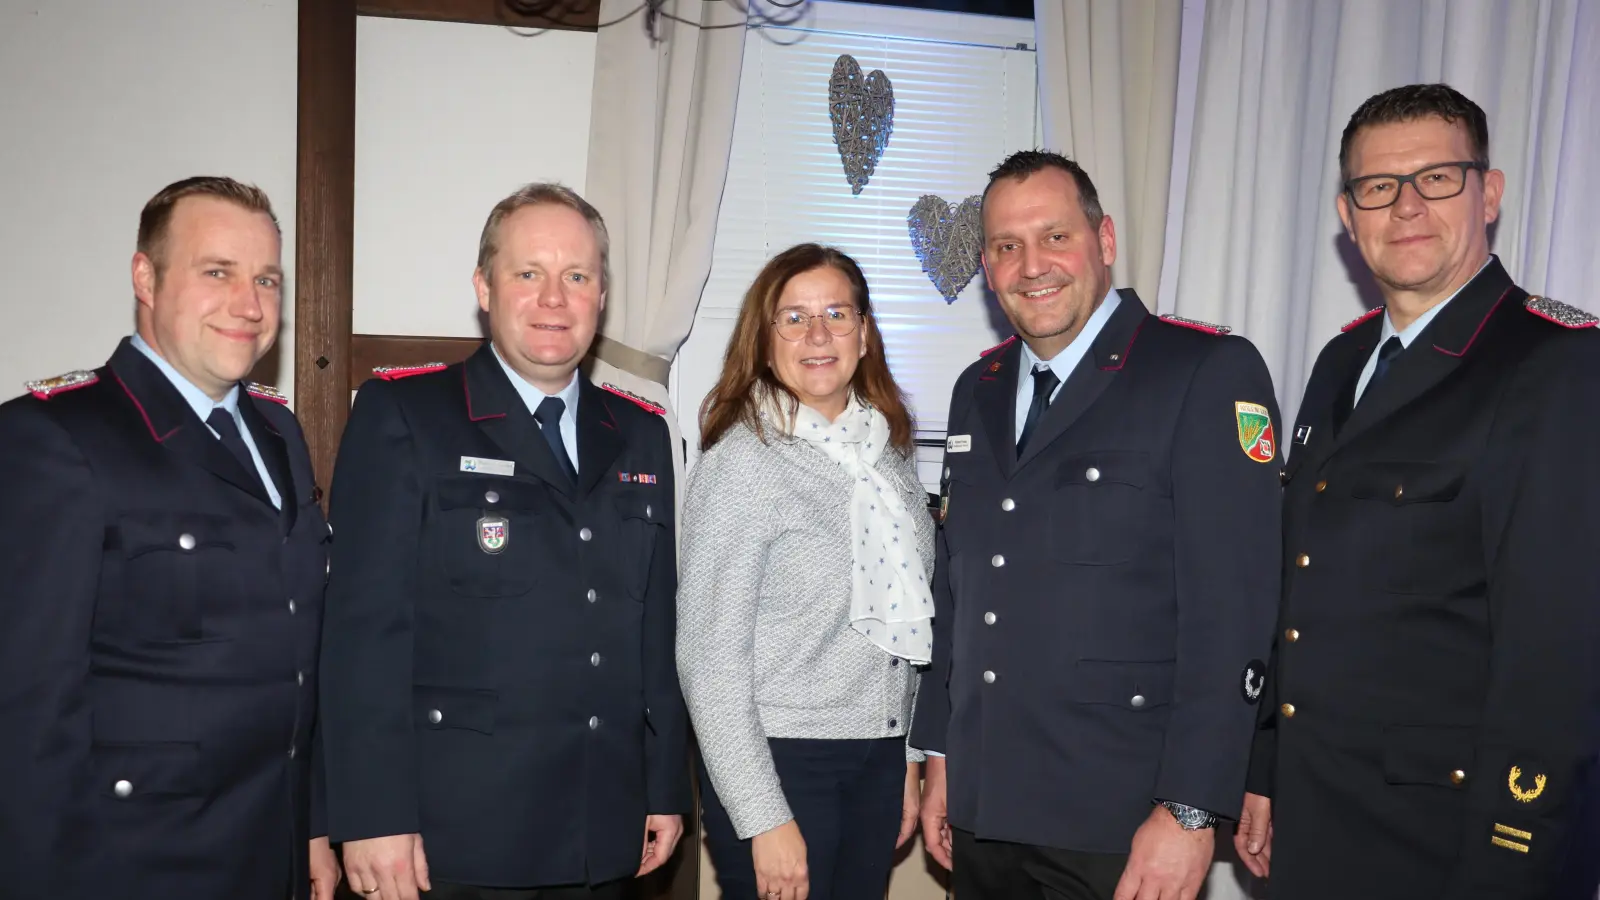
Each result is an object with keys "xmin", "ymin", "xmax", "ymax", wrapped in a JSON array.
[
  {"xmin": 0, "ymin": 176, "xmax": 337, "ymax": 899},
  {"xmin": 1237, "ymin": 83, "xmax": 1600, "ymax": 900},
  {"xmin": 320, "ymin": 183, "xmax": 690, "ymax": 900},
  {"xmin": 912, "ymin": 151, "xmax": 1283, "ymax": 900}
]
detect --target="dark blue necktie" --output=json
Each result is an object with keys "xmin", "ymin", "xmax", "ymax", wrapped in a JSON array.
[
  {"xmin": 533, "ymin": 396, "xmax": 577, "ymax": 484},
  {"xmin": 207, "ymin": 408, "xmax": 266, "ymax": 495},
  {"xmin": 1367, "ymin": 336, "xmax": 1404, "ymax": 395},
  {"xmin": 1016, "ymin": 366, "xmax": 1061, "ymax": 454}
]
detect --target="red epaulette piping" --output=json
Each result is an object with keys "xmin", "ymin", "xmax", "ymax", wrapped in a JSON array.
[
  {"xmin": 26, "ymin": 370, "xmax": 99, "ymax": 400},
  {"xmin": 979, "ymin": 335, "xmax": 1018, "ymax": 357},
  {"xmin": 600, "ymin": 383, "xmax": 665, "ymax": 415},
  {"xmin": 1158, "ymin": 313, "xmax": 1232, "ymax": 335},
  {"xmin": 373, "ymin": 362, "xmax": 448, "ymax": 381},
  {"xmin": 244, "ymin": 381, "xmax": 289, "ymax": 404},
  {"xmin": 1341, "ymin": 307, "xmax": 1383, "ymax": 332}
]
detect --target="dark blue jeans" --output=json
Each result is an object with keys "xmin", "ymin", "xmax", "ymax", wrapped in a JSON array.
[{"xmin": 698, "ymin": 737, "xmax": 906, "ymax": 900}]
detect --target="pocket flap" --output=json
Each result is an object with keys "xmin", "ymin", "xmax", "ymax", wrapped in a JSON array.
[
  {"xmin": 1382, "ymin": 724, "xmax": 1474, "ymax": 787},
  {"xmin": 1069, "ymin": 659, "xmax": 1176, "ymax": 709},
  {"xmin": 1056, "ymin": 452, "xmax": 1150, "ymax": 489},
  {"xmin": 436, "ymin": 475, "xmax": 546, "ymax": 512},
  {"xmin": 1350, "ymin": 462, "xmax": 1467, "ymax": 504},
  {"xmin": 614, "ymin": 491, "xmax": 665, "ymax": 524},
  {"xmin": 92, "ymin": 742, "xmax": 202, "ymax": 798},
  {"xmin": 414, "ymin": 686, "xmax": 498, "ymax": 735},
  {"xmin": 112, "ymin": 512, "xmax": 235, "ymax": 558}
]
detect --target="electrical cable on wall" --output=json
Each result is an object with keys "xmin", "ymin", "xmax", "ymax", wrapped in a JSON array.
[{"xmin": 503, "ymin": 0, "xmax": 809, "ymax": 43}]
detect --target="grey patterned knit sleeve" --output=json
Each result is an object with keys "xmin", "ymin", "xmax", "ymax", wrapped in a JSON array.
[{"xmin": 675, "ymin": 436, "xmax": 790, "ymax": 839}]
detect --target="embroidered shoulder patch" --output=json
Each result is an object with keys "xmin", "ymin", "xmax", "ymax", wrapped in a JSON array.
[
  {"xmin": 244, "ymin": 381, "xmax": 288, "ymax": 404},
  {"xmin": 979, "ymin": 335, "xmax": 1018, "ymax": 357},
  {"xmin": 1235, "ymin": 402, "xmax": 1276, "ymax": 463},
  {"xmin": 372, "ymin": 362, "xmax": 448, "ymax": 381},
  {"xmin": 1341, "ymin": 307, "xmax": 1383, "ymax": 332},
  {"xmin": 25, "ymin": 370, "xmax": 99, "ymax": 400},
  {"xmin": 600, "ymin": 383, "xmax": 665, "ymax": 415},
  {"xmin": 1159, "ymin": 314, "xmax": 1231, "ymax": 335},
  {"xmin": 1524, "ymin": 296, "xmax": 1598, "ymax": 329}
]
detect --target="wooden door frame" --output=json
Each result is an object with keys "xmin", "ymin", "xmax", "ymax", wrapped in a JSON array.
[{"xmin": 293, "ymin": 5, "xmax": 698, "ymax": 900}]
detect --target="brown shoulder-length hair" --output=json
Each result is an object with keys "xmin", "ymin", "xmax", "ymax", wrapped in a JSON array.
[{"xmin": 699, "ymin": 243, "xmax": 915, "ymax": 454}]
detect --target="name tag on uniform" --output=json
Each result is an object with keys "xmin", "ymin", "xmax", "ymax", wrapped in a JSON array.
[
  {"xmin": 461, "ymin": 456, "xmax": 515, "ymax": 476},
  {"xmin": 946, "ymin": 435, "xmax": 972, "ymax": 453}
]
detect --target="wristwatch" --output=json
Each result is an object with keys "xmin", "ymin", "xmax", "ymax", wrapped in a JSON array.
[{"xmin": 1158, "ymin": 800, "xmax": 1218, "ymax": 831}]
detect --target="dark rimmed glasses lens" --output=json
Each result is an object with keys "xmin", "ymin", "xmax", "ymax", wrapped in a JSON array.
[{"xmin": 1345, "ymin": 161, "xmax": 1485, "ymax": 210}]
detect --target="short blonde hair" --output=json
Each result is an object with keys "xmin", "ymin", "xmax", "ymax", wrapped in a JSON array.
[
  {"xmin": 136, "ymin": 176, "xmax": 279, "ymax": 274},
  {"xmin": 476, "ymin": 182, "xmax": 611, "ymax": 289}
]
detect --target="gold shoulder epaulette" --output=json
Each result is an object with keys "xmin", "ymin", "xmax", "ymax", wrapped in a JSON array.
[
  {"xmin": 1524, "ymin": 296, "xmax": 1598, "ymax": 329},
  {"xmin": 26, "ymin": 370, "xmax": 98, "ymax": 400}
]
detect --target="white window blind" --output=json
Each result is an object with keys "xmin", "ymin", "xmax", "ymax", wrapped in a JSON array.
[{"xmin": 673, "ymin": 1, "xmax": 1038, "ymax": 490}]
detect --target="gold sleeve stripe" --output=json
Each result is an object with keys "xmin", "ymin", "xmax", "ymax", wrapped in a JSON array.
[
  {"xmin": 1494, "ymin": 823, "xmax": 1533, "ymax": 840},
  {"xmin": 1491, "ymin": 836, "xmax": 1530, "ymax": 854}
]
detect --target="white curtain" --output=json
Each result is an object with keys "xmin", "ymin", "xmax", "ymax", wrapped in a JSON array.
[
  {"xmin": 1034, "ymin": 0, "xmax": 1182, "ymax": 300},
  {"xmin": 1167, "ymin": 0, "xmax": 1600, "ymax": 430},
  {"xmin": 583, "ymin": 0, "xmax": 748, "ymax": 520}
]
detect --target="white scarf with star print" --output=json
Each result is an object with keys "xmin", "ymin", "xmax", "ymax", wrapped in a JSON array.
[{"xmin": 762, "ymin": 389, "xmax": 934, "ymax": 664}]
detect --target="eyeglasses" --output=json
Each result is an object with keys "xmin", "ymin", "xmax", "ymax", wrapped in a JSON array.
[
  {"xmin": 1344, "ymin": 161, "xmax": 1486, "ymax": 210},
  {"xmin": 772, "ymin": 306, "xmax": 865, "ymax": 342}
]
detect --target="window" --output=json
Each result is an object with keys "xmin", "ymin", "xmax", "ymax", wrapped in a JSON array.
[{"xmin": 673, "ymin": 1, "xmax": 1038, "ymax": 490}]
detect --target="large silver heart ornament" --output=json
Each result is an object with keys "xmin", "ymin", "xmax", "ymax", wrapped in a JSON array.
[
  {"xmin": 908, "ymin": 194, "xmax": 984, "ymax": 303},
  {"xmin": 828, "ymin": 55, "xmax": 894, "ymax": 196}
]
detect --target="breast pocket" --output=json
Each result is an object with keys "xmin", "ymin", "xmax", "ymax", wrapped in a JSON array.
[
  {"xmin": 614, "ymin": 491, "xmax": 666, "ymax": 601},
  {"xmin": 1050, "ymin": 451, "xmax": 1153, "ymax": 565},
  {"xmin": 112, "ymin": 511, "xmax": 237, "ymax": 641},
  {"xmin": 1349, "ymin": 461, "xmax": 1473, "ymax": 594},
  {"xmin": 433, "ymin": 475, "xmax": 550, "ymax": 598}
]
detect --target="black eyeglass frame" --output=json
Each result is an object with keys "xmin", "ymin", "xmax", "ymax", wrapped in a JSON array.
[
  {"xmin": 770, "ymin": 308, "xmax": 869, "ymax": 342},
  {"xmin": 1343, "ymin": 160, "xmax": 1487, "ymax": 210}
]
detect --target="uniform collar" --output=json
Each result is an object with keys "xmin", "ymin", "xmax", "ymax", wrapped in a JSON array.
[{"xmin": 130, "ymin": 331, "xmax": 242, "ymax": 424}]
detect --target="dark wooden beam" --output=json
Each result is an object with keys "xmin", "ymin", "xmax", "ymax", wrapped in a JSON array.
[
  {"xmin": 294, "ymin": 0, "xmax": 358, "ymax": 505},
  {"xmin": 357, "ymin": 0, "xmax": 600, "ymax": 31},
  {"xmin": 349, "ymin": 334, "xmax": 484, "ymax": 387}
]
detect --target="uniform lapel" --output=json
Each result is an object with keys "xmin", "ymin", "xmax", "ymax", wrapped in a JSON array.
[
  {"xmin": 575, "ymin": 380, "xmax": 626, "ymax": 498},
  {"xmin": 108, "ymin": 340, "xmax": 275, "ymax": 506},
  {"xmin": 1332, "ymin": 260, "xmax": 1518, "ymax": 453},
  {"xmin": 239, "ymin": 396, "xmax": 299, "ymax": 533},
  {"xmin": 462, "ymin": 346, "xmax": 575, "ymax": 500},
  {"xmin": 973, "ymin": 339, "xmax": 1020, "ymax": 481},
  {"xmin": 1016, "ymin": 290, "xmax": 1149, "ymax": 470}
]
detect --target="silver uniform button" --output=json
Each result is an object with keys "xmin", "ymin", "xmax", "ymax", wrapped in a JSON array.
[
  {"xmin": 296, "ymin": 671, "xmax": 304, "ymax": 687},
  {"xmin": 113, "ymin": 779, "xmax": 133, "ymax": 798},
  {"xmin": 943, "ymin": 466, "xmax": 950, "ymax": 479},
  {"xmin": 590, "ymin": 652, "xmax": 601, "ymax": 667},
  {"xmin": 1085, "ymin": 467, "xmax": 1101, "ymax": 482},
  {"xmin": 579, "ymin": 527, "xmax": 593, "ymax": 542},
  {"xmin": 588, "ymin": 716, "xmax": 600, "ymax": 729},
  {"xmin": 586, "ymin": 589, "xmax": 597, "ymax": 603},
  {"xmin": 288, "ymin": 746, "xmax": 296, "ymax": 759},
  {"xmin": 428, "ymin": 709, "xmax": 442, "ymax": 724},
  {"xmin": 983, "ymin": 670, "xmax": 996, "ymax": 684},
  {"xmin": 645, "ymin": 504, "xmax": 652, "ymax": 519},
  {"xmin": 991, "ymin": 554, "xmax": 1005, "ymax": 568},
  {"xmin": 178, "ymin": 533, "xmax": 196, "ymax": 550},
  {"xmin": 984, "ymin": 611, "xmax": 996, "ymax": 625},
  {"xmin": 288, "ymin": 598, "xmax": 297, "ymax": 614},
  {"xmin": 485, "ymin": 490, "xmax": 500, "ymax": 504},
  {"xmin": 1130, "ymin": 694, "xmax": 1146, "ymax": 708},
  {"xmin": 1000, "ymin": 498, "xmax": 1015, "ymax": 511}
]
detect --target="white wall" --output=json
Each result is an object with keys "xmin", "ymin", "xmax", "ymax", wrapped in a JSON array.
[
  {"xmin": 352, "ymin": 16, "xmax": 596, "ymax": 342},
  {"xmin": 0, "ymin": 0, "xmax": 299, "ymax": 402}
]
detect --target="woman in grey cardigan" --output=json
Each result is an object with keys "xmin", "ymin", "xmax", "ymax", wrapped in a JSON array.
[{"xmin": 677, "ymin": 244, "xmax": 935, "ymax": 900}]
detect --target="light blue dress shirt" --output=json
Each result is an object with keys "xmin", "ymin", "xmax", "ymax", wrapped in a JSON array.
[
  {"xmin": 129, "ymin": 333, "xmax": 282, "ymax": 510},
  {"xmin": 1353, "ymin": 257, "xmax": 1491, "ymax": 404},
  {"xmin": 491, "ymin": 344, "xmax": 581, "ymax": 473},
  {"xmin": 1013, "ymin": 287, "xmax": 1121, "ymax": 443}
]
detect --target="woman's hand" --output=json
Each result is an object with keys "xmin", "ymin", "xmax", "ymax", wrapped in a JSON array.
[
  {"xmin": 898, "ymin": 762, "xmax": 922, "ymax": 849},
  {"xmin": 752, "ymin": 819, "xmax": 809, "ymax": 900}
]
